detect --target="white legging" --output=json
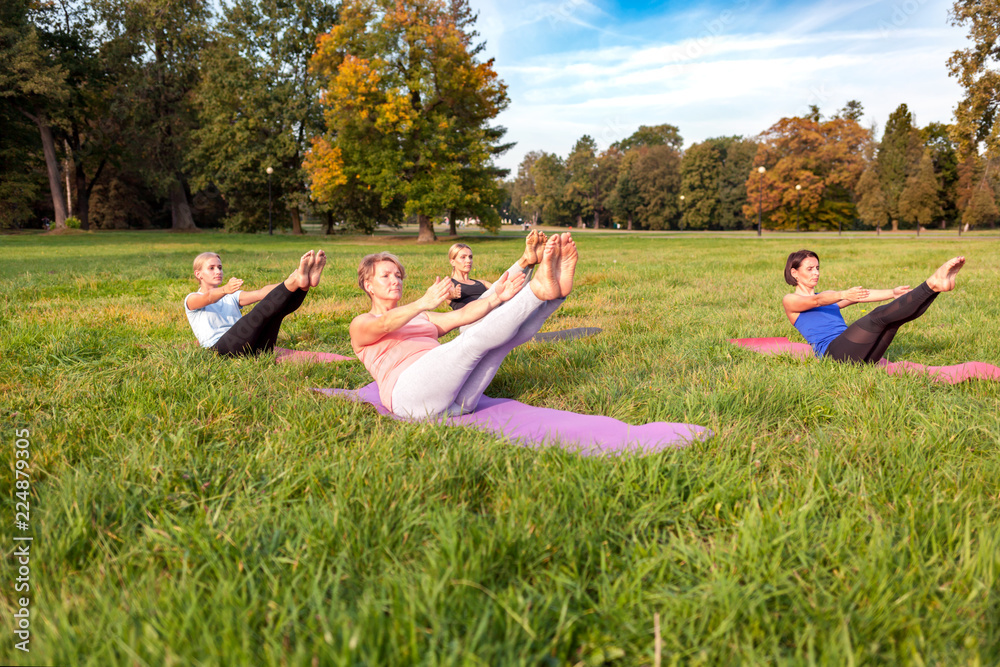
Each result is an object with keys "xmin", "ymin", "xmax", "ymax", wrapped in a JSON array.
[{"xmin": 390, "ymin": 283, "xmax": 564, "ymax": 419}]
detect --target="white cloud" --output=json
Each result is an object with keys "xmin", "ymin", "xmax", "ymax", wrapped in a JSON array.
[{"xmin": 473, "ymin": 0, "xmax": 969, "ymax": 170}]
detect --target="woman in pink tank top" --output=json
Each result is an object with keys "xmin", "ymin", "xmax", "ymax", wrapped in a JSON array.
[{"xmin": 350, "ymin": 233, "xmax": 579, "ymax": 419}]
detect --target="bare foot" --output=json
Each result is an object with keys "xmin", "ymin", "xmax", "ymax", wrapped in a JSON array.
[
  {"xmin": 309, "ymin": 249, "xmax": 327, "ymax": 287},
  {"xmin": 927, "ymin": 256, "xmax": 965, "ymax": 292},
  {"xmin": 529, "ymin": 234, "xmax": 562, "ymax": 301},
  {"xmin": 293, "ymin": 250, "xmax": 313, "ymax": 290},
  {"xmin": 521, "ymin": 230, "xmax": 547, "ymax": 266},
  {"xmin": 558, "ymin": 232, "xmax": 577, "ymax": 297}
]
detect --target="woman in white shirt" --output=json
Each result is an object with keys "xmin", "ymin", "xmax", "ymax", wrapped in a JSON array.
[{"xmin": 184, "ymin": 249, "xmax": 325, "ymax": 356}]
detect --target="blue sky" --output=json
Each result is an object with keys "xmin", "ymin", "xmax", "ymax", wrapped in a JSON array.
[{"xmin": 470, "ymin": 0, "xmax": 970, "ymax": 172}]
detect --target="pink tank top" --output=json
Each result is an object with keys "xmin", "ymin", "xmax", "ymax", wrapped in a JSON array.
[{"xmin": 356, "ymin": 313, "xmax": 440, "ymax": 410}]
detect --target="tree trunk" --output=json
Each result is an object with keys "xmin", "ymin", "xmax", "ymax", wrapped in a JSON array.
[
  {"xmin": 169, "ymin": 178, "xmax": 198, "ymax": 230},
  {"xmin": 75, "ymin": 163, "xmax": 90, "ymax": 231},
  {"xmin": 891, "ymin": 218, "xmax": 898, "ymax": 232},
  {"xmin": 416, "ymin": 214, "xmax": 436, "ymax": 243},
  {"xmin": 448, "ymin": 209, "xmax": 457, "ymax": 236},
  {"xmin": 593, "ymin": 210, "xmax": 599, "ymax": 230},
  {"xmin": 325, "ymin": 211, "xmax": 334, "ymax": 234},
  {"xmin": 290, "ymin": 206, "xmax": 303, "ymax": 234},
  {"xmin": 34, "ymin": 115, "xmax": 69, "ymax": 228},
  {"xmin": 576, "ymin": 215, "xmax": 583, "ymax": 228},
  {"xmin": 628, "ymin": 212, "xmax": 633, "ymax": 231}
]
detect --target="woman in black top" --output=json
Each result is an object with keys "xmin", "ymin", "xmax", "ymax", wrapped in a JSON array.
[{"xmin": 446, "ymin": 232, "xmax": 547, "ymax": 309}]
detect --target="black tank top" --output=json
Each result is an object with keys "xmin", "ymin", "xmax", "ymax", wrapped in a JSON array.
[{"xmin": 449, "ymin": 278, "xmax": 488, "ymax": 309}]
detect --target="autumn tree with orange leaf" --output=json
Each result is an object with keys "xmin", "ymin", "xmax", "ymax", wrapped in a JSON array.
[
  {"xmin": 742, "ymin": 114, "xmax": 870, "ymax": 231},
  {"xmin": 305, "ymin": 0, "xmax": 509, "ymax": 240}
]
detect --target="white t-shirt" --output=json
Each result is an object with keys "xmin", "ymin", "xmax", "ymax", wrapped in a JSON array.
[{"xmin": 184, "ymin": 291, "xmax": 243, "ymax": 348}]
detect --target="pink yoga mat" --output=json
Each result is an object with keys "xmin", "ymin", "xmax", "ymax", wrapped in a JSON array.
[
  {"xmin": 729, "ymin": 337, "xmax": 1000, "ymax": 384},
  {"xmin": 274, "ymin": 347, "xmax": 354, "ymax": 363},
  {"xmin": 316, "ymin": 382, "xmax": 712, "ymax": 456}
]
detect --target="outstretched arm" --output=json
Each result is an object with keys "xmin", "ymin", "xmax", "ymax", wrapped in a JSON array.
[
  {"xmin": 350, "ymin": 278, "xmax": 453, "ymax": 349},
  {"xmin": 839, "ymin": 285, "xmax": 911, "ymax": 307},
  {"xmin": 783, "ymin": 286, "xmax": 870, "ymax": 317},
  {"xmin": 427, "ymin": 271, "xmax": 526, "ymax": 335},
  {"xmin": 238, "ymin": 283, "xmax": 281, "ymax": 307},
  {"xmin": 185, "ymin": 277, "xmax": 243, "ymax": 310}
]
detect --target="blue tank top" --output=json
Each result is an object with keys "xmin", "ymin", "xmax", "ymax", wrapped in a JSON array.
[{"xmin": 793, "ymin": 302, "xmax": 847, "ymax": 356}]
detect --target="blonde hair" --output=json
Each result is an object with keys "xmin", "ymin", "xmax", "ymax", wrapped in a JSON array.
[
  {"xmin": 447, "ymin": 243, "xmax": 471, "ymax": 261},
  {"xmin": 193, "ymin": 252, "xmax": 221, "ymax": 278},
  {"xmin": 357, "ymin": 252, "xmax": 406, "ymax": 298}
]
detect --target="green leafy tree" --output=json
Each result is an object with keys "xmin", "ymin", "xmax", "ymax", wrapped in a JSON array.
[
  {"xmin": 510, "ymin": 151, "xmax": 542, "ymax": 225},
  {"xmin": 856, "ymin": 165, "xmax": 890, "ymax": 231},
  {"xmin": 188, "ymin": 0, "xmax": 338, "ymax": 233},
  {"xmin": 307, "ymin": 0, "xmax": 509, "ymax": 242},
  {"xmin": 836, "ymin": 99, "xmax": 865, "ymax": 122},
  {"xmin": 679, "ymin": 141, "xmax": 720, "ymax": 230},
  {"xmin": 565, "ymin": 135, "xmax": 598, "ymax": 228},
  {"xmin": 948, "ymin": 0, "xmax": 1000, "ymax": 153},
  {"xmin": 0, "ymin": 0, "xmax": 71, "ymax": 227},
  {"xmin": 899, "ymin": 152, "xmax": 943, "ymax": 228},
  {"xmin": 95, "ymin": 0, "xmax": 213, "ymax": 230},
  {"xmin": 877, "ymin": 104, "xmax": 923, "ymax": 230},
  {"xmin": 613, "ymin": 123, "xmax": 683, "ymax": 152},
  {"xmin": 717, "ymin": 137, "xmax": 757, "ymax": 230},
  {"xmin": 962, "ymin": 178, "xmax": 999, "ymax": 227},
  {"xmin": 921, "ymin": 122, "xmax": 961, "ymax": 227},
  {"xmin": 530, "ymin": 152, "xmax": 572, "ymax": 226},
  {"xmin": 609, "ymin": 150, "xmax": 642, "ymax": 230},
  {"xmin": 633, "ymin": 144, "xmax": 682, "ymax": 230}
]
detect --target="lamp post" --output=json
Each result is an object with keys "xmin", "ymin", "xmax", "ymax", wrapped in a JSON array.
[
  {"xmin": 795, "ymin": 184, "xmax": 801, "ymax": 232},
  {"xmin": 679, "ymin": 194, "xmax": 685, "ymax": 228},
  {"xmin": 756, "ymin": 166, "xmax": 765, "ymax": 237},
  {"xmin": 266, "ymin": 166, "xmax": 274, "ymax": 235}
]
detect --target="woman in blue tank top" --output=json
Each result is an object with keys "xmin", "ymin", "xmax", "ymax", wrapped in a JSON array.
[{"xmin": 782, "ymin": 249, "xmax": 966, "ymax": 363}]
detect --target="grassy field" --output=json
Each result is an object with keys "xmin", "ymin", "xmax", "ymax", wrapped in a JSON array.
[{"xmin": 1, "ymin": 229, "xmax": 998, "ymax": 666}]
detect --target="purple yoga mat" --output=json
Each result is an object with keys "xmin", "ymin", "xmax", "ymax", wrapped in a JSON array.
[
  {"xmin": 729, "ymin": 337, "xmax": 1000, "ymax": 384},
  {"xmin": 274, "ymin": 347, "xmax": 354, "ymax": 363},
  {"xmin": 315, "ymin": 383, "xmax": 711, "ymax": 456}
]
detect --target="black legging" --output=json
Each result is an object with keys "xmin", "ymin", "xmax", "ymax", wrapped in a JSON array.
[
  {"xmin": 825, "ymin": 282, "xmax": 938, "ymax": 363},
  {"xmin": 213, "ymin": 283, "xmax": 307, "ymax": 357}
]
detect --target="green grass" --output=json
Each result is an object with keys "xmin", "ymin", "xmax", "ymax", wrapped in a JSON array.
[{"xmin": 1, "ymin": 230, "xmax": 999, "ymax": 666}]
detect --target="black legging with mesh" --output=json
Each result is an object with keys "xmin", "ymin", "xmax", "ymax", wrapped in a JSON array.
[
  {"xmin": 213, "ymin": 283, "xmax": 307, "ymax": 357},
  {"xmin": 825, "ymin": 282, "xmax": 938, "ymax": 363}
]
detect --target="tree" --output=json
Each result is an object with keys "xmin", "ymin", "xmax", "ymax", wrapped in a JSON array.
[
  {"xmin": 95, "ymin": 0, "xmax": 213, "ymax": 231},
  {"xmin": 564, "ymin": 135, "xmax": 598, "ymax": 228},
  {"xmin": 510, "ymin": 151, "xmax": 542, "ymax": 225},
  {"xmin": 962, "ymin": 178, "xmax": 999, "ymax": 227},
  {"xmin": 307, "ymin": 0, "xmax": 509, "ymax": 242},
  {"xmin": 530, "ymin": 152, "xmax": 572, "ymax": 226},
  {"xmin": 633, "ymin": 144, "xmax": 682, "ymax": 230},
  {"xmin": 613, "ymin": 123, "xmax": 683, "ymax": 152},
  {"xmin": 679, "ymin": 141, "xmax": 721, "ymax": 230},
  {"xmin": 856, "ymin": 165, "xmax": 890, "ymax": 231},
  {"xmin": 742, "ymin": 115, "xmax": 869, "ymax": 231},
  {"xmin": 877, "ymin": 104, "xmax": 923, "ymax": 230},
  {"xmin": 609, "ymin": 150, "xmax": 642, "ymax": 230},
  {"xmin": 679, "ymin": 136, "xmax": 756, "ymax": 230},
  {"xmin": 188, "ymin": 0, "xmax": 338, "ymax": 233},
  {"xmin": 921, "ymin": 121, "xmax": 961, "ymax": 227},
  {"xmin": 899, "ymin": 152, "xmax": 943, "ymax": 228},
  {"xmin": 0, "ymin": 0, "xmax": 71, "ymax": 228},
  {"xmin": 836, "ymin": 99, "xmax": 865, "ymax": 122},
  {"xmin": 948, "ymin": 0, "xmax": 1000, "ymax": 154}
]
